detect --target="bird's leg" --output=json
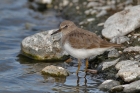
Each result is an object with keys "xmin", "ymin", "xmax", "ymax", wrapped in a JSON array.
[
  {"xmin": 85, "ymin": 58, "xmax": 89, "ymax": 72},
  {"xmin": 76, "ymin": 59, "xmax": 81, "ymax": 75}
]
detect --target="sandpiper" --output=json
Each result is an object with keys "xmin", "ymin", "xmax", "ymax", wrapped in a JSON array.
[{"xmin": 51, "ymin": 20, "xmax": 121, "ymax": 74}]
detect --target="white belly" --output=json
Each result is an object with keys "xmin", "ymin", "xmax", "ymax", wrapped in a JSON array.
[{"xmin": 63, "ymin": 42, "xmax": 110, "ymax": 59}]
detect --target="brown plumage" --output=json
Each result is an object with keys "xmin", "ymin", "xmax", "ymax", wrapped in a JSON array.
[{"xmin": 62, "ymin": 28, "xmax": 121, "ymax": 49}]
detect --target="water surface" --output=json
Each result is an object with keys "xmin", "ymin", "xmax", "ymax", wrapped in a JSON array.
[{"xmin": 0, "ymin": 0, "xmax": 106, "ymax": 93}]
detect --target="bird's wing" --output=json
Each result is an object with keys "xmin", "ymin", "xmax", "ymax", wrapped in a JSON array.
[{"xmin": 65, "ymin": 28, "xmax": 102, "ymax": 49}]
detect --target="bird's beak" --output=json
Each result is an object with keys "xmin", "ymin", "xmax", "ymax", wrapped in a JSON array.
[
  {"xmin": 51, "ymin": 29, "xmax": 61, "ymax": 35},
  {"xmin": 51, "ymin": 25, "xmax": 66, "ymax": 35}
]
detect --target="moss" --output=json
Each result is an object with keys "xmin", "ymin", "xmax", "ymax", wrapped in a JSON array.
[{"xmin": 20, "ymin": 50, "xmax": 69, "ymax": 61}]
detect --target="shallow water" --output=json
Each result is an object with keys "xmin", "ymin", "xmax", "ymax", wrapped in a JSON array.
[{"xmin": 0, "ymin": 0, "xmax": 106, "ymax": 93}]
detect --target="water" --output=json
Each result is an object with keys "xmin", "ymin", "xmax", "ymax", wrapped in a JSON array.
[{"xmin": 0, "ymin": 0, "xmax": 105, "ymax": 93}]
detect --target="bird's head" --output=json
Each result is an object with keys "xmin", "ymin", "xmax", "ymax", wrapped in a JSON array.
[{"xmin": 51, "ymin": 20, "xmax": 77, "ymax": 35}]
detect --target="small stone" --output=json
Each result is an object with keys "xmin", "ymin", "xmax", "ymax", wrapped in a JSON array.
[
  {"xmin": 115, "ymin": 60, "xmax": 139, "ymax": 70},
  {"xmin": 116, "ymin": 66, "xmax": 140, "ymax": 82},
  {"xmin": 87, "ymin": 18, "xmax": 95, "ymax": 22},
  {"xmin": 112, "ymin": 80, "xmax": 140, "ymax": 92},
  {"xmin": 110, "ymin": 36, "xmax": 130, "ymax": 44},
  {"xmin": 108, "ymin": 49, "xmax": 120, "ymax": 58},
  {"xmin": 123, "ymin": 46, "xmax": 140, "ymax": 52},
  {"xmin": 115, "ymin": 60, "xmax": 140, "ymax": 82},
  {"xmin": 111, "ymin": 85, "xmax": 124, "ymax": 92},
  {"xmin": 102, "ymin": 58, "xmax": 120, "ymax": 70},
  {"xmin": 87, "ymin": 2, "xmax": 100, "ymax": 8},
  {"xmin": 123, "ymin": 80, "xmax": 140, "ymax": 92},
  {"xmin": 135, "ymin": 55, "xmax": 140, "ymax": 61},
  {"xmin": 35, "ymin": 0, "xmax": 52, "ymax": 4},
  {"xmin": 96, "ymin": 10, "xmax": 107, "ymax": 17},
  {"xmin": 42, "ymin": 65, "xmax": 69, "ymax": 77},
  {"xmin": 97, "ymin": 23, "xmax": 104, "ymax": 26},
  {"xmin": 98, "ymin": 80, "xmax": 120, "ymax": 91}
]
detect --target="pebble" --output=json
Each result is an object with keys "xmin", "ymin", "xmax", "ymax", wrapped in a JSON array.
[
  {"xmin": 42, "ymin": 65, "xmax": 69, "ymax": 76},
  {"xmin": 98, "ymin": 80, "xmax": 120, "ymax": 91}
]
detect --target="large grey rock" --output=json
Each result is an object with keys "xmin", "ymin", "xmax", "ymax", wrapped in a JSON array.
[
  {"xmin": 102, "ymin": 5, "xmax": 140, "ymax": 39},
  {"xmin": 98, "ymin": 80, "xmax": 120, "ymax": 91},
  {"xmin": 115, "ymin": 60, "xmax": 140, "ymax": 82},
  {"xmin": 42, "ymin": 65, "xmax": 69, "ymax": 77},
  {"xmin": 21, "ymin": 29, "xmax": 68, "ymax": 60},
  {"xmin": 112, "ymin": 80, "xmax": 140, "ymax": 93}
]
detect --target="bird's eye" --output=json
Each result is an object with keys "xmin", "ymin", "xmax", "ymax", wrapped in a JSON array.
[{"xmin": 65, "ymin": 25, "xmax": 68, "ymax": 27}]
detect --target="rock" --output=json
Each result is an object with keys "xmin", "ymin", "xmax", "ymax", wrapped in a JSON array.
[
  {"xmin": 35, "ymin": 0, "xmax": 52, "ymax": 4},
  {"xmin": 97, "ymin": 22, "xmax": 104, "ymax": 26},
  {"xmin": 84, "ymin": 9, "xmax": 97, "ymax": 15},
  {"xmin": 42, "ymin": 65, "xmax": 69, "ymax": 77},
  {"xmin": 98, "ymin": 80, "xmax": 120, "ymax": 91},
  {"xmin": 115, "ymin": 60, "xmax": 140, "ymax": 82},
  {"xmin": 87, "ymin": 2, "xmax": 100, "ymax": 8},
  {"xmin": 96, "ymin": 10, "xmax": 107, "ymax": 17},
  {"xmin": 87, "ymin": 18, "xmax": 95, "ymax": 22},
  {"xmin": 112, "ymin": 80, "xmax": 140, "ymax": 93},
  {"xmin": 110, "ymin": 36, "xmax": 130, "ymax": 44},
  {"xmin": 135, "ymin": 55, "xmax": 140, "ymax": 61},
  {"xmin": 108, "ymin": 49, "xmax": 120, "ymax": 58},
  {"xmin": 25, "ymin": 22, "xmax": 36, "ymax": 30},
  {"xmin": 123, "ymin": 80, "xmax": 140, "ymax": 93},
  {"xmin": 123, "ymin": 46, "xmax": 140, "ymax": 52},
  {"xmin": 116, "ymin": 66, "xmax": 140, "ymax": 82},
  {"xmin": 115, "ymin": 60, "xmax": 139, "ymax": 70},
  {"xmin": 102, "ymin": 5, "xmax": 140, "ymax": 39},
  {"xmin": 21, "ymin": 29, "xmax": 68, "ymax": 60},
  {"xmin": 102, "ymin": 58, "xmax": 120, "ymax": 70}
]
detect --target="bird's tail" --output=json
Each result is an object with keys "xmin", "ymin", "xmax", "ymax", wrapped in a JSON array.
[{"xmin": 100, "ymin": 40, "xmax": 122, "ymax": 48}]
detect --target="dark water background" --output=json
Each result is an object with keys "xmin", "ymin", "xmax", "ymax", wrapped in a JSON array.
[{"xmin": 0, "ymin": 0, "xmax": 105, "ymax": 93}]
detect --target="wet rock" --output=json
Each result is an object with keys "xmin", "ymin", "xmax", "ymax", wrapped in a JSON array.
[
  {"xmin": 110, "ymin": 36, "xmax": 130, "ymax": 44},
  {"xmin": 98, "ymin": 80, "xmax": 120, "ymax": 91},
  {"xmin": 42, "ymin": 65, "xmax": 69, "ymax": 77},
  {"xmin": 102, "ymin": 5, "xmax": 140, "ymax": 39},
  {"xmin": 123, "ymin": 46, "xmax": 140, "ymax": 52},
  {"xmin": 112, "ymin": 80, "xmax": 140, "ymax": 93},
  {"xmin": 108, "ymin": 49, "xmax": 120, "ymax": 58},
  {"xmin": 21, "ymin": 29, "xmax": 68, "ymax": 60},
  {"xmin": 102, "ymin": 58, "xmax": 120, "ymax": 70},
  {"xmin": 115, "ymin": 60, "xmax": 140, "ymax": 82},
  {"xmin": 35, "ymin": 0, "xmax": 52, "ymax": 4}
]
